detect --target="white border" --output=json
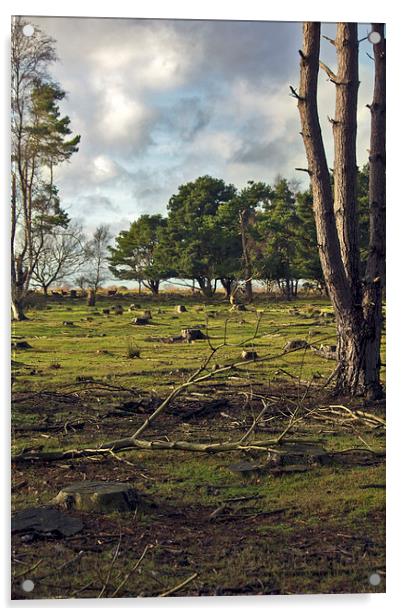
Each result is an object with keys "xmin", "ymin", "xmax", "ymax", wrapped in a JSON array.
[{"xmin": 1, "ymin": 1, "xmax": 400, "ymax": 614}]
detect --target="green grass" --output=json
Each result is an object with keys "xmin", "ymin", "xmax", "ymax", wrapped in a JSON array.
[
  {"xmin": 13, "ymin": 294, "xmax": 381, "ymax": 393},
  {"xmin": 11, "ymin": 293, "xmax": 386, "ymax": 598}
]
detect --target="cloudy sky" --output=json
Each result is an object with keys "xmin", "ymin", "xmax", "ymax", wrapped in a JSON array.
[{"xmin": 27, "ymin": 16, "xmax": 375, "ymax": 236}]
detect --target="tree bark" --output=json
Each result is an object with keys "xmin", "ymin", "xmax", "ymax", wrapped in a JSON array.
[
  {"xmin": 87, "ymin": 288, "xmax": 96, "ymax": 306},
  {"xmin": 296, "ymin": 22, "xmax": 384, "ymax": 397},
  {"xmin": 361, "ymin": 23, "xmax": 386, "ymax": 400},
  {"xmin": 332, "ymin": 23, "xmax": 361, "ymax": 302},
  {"xmin": 220, "ymin": 277, "xmax": 234, "ymax": 300},
  {"xmin": 11, "ymin": 297, "xmax": 28, "ymax": 321},
  {"xmin": 239, "ymin": 210, "xmax": 253, "ymax": 303}
]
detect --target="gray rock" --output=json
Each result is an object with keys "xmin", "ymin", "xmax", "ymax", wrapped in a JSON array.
[{"xmin": 12, "ymin": 507, "xmax": 83, "ymax": 537}]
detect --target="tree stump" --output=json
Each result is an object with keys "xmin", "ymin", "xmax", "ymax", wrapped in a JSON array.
[
  {"xmin": 52, "ymin": 481, "xmax": 139, "ymax": 513},
  {"xmin": 230, "ymin": 303, "xmax": 246, "ymax": 312},
  {"xmin": 283, "ymin": 339, "xmax": 309, "ymax": 351},
  {"xmin": 132, "ymin": 317, "xmax": 149, "ymax": 325},
  {"xmin": 241, "ymin": 350, "xmax": 258, "ymax": 360},
  {"xmin": 181, "ymin": 328, "xmax": 206, "ymax": 341}
]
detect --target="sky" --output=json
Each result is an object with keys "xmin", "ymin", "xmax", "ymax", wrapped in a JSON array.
[{"xmin": 27, "ymin": 16, "xmax": 376, "ymax": 240}]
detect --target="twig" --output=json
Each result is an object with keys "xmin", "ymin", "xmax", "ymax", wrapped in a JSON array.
[
  {"xmin": 159, "ymin": 572, "xmax": 198, "ymax": 597},
  {"xmin": 14, "ymin": 558, "xmax": 43, "ymax": 578},
  {"xmin": 98, "ymin": 536, "xmax": 121, "ymax": 598},
  {"xmin": 111, "ymin": 544, "xmax": 151, "ymax": 597}
]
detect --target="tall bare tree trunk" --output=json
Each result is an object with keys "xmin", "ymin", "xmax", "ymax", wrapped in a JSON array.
[
  {"xmin": 87, "ymin": 288, "xmax": 96, "ymax": 306},
  {"xmin": 296, "ymin": 22, "xmax": 385, "ymax": 398},
  {"xmin": 361, "ymin": 23, "xmax": 386, "ymax": 400}
]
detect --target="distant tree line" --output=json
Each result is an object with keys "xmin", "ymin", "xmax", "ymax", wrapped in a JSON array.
[{"xmin": 108, "ymin": 169, "xmax": 370, "ymax": 301}]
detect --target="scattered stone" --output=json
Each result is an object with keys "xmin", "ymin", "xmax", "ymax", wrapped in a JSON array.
[
  {"xmin": 283, "ymin": 339, "xmax": 309, "ymax": 351},
  {"xmin": 12, "ymin": 507, "xmax": 83, "ymax": 537},
  {"xmin": 241, "ymin": 350, "xmax": 258, "ymax": 360},
  {"xmin": 132, "ymin": 317, "xmax": 149, "ymax": 325},
  {"xmin": 176, "ymin": 305, "xmax": 187, "ymax": 313},
  {"xmin": 12, "ymin": 340, "xmax": 32, "ymax": 350},
  {"xmin": 62, "ymin": 321, "xmax": 74, "ymax": 326},
  {"xmin": 181, "ymin": 328, "xmax": 206, "ymax": 342},
  {"xmin": 52, "ymin": 480, "xmax": 140, "ymax": 513}
]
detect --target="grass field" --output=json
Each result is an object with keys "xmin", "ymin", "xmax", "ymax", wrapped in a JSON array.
[{"xmin": 11, "ymin": 294, "xmax": 386, "ymax": 599}]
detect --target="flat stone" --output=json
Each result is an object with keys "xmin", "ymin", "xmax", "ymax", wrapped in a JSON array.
[
  {"xmin": 52, "ymin": 480, "xmax": 139, "ymax": 513},
  {"xmin": 12, "ymin": 507, "xmax": 83, "ymax": 537}
]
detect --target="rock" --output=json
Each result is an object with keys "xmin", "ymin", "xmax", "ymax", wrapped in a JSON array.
[
  {"xmin": 181, "ymin": 328, "xmax": 206, "ymax": 342},
  {"xmin": 176, "ymin": 305, "xmax": 187, "ymax": 313},
  {"xmin": 12, "ymin": 340, "xmax": 32, "ymax": 350},
  {"xmin": 283, "ymin": 339, "xmax": 309, "ymax": 351},
  {"xmin": 52, "ymin": 480, "xmax": 140, "ymax": 513},
  {"xmin": 241, "ymin": 350, "xmax": 258, "ymax": 360},
  {"xmin": 12, "ymin": 507, "xmax": 83, "ymax": 537},
  {"xmin": 132, "ymin": 317, "xmax": 149, "ymax": 325},
  {"xmin": 62, "ymin": 321, "xmax": 74, "ymax": 326}
]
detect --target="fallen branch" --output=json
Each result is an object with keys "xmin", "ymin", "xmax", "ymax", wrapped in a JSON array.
[{"xmin": 159, "ymin": 572, "xmax": 198, "ymax": 597}]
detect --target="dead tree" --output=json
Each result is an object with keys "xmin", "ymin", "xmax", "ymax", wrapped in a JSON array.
[{"xmin": 295, "ymin": 23, "xmax": 385, "ymax": 399}]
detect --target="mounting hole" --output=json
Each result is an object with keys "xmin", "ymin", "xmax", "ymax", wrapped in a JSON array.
[
  {"xmin": 22, "ymin": 24, "xmax": 34, "ymax": 37},
  {"xmin": 368, "ymin": 31, "xmax": 382, "ymax": 44},
  {"xmin": 21, "ymin": 579, "xmax": 35, "ymax": 592},
  {"xmin": 369, "ymin": 572, "xmax": 381, "ymax": 586}
]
